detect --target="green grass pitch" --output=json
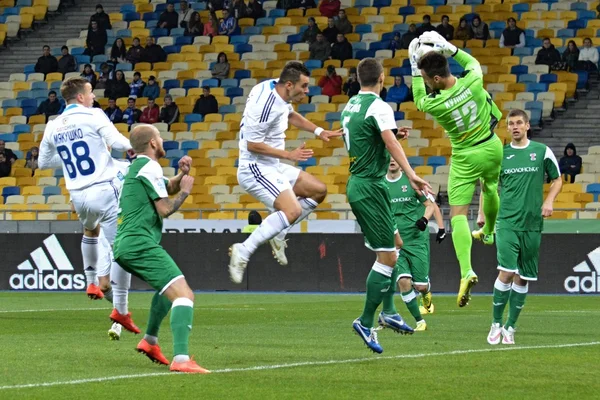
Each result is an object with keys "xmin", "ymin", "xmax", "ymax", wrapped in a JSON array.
[{"xmin": 0, "ymin": 292, "xmax": 599, "ymax": 399}]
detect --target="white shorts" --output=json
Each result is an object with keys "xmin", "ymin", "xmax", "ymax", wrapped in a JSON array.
[{"xmin": 237, "ymin": 162, "xmax": 301, "ymax": 209}]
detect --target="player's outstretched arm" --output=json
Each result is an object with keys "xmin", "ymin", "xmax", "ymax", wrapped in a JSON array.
[
  {"xmin": 100, "ymin": 124, "xmax": 132, "ymax": 152},
  {"xmin": 288, "ymin": 111, "xmax": 343, "ymax": 142},
  {"xmin": 154, "ymin": 175, "xmax": 194, "ymax": 218}
]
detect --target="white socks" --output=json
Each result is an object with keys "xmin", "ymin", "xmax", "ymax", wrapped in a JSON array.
[
  {"xmin": 241, "ymin": 211, "xmax": 290, "ymax": 256},
  {"xmin": 144, "ymin": 334, "xmax": 158, "ymax": 345},
  {"xmin": 275, "ymin": 198, "xmax": 318, "ymax": 241},
  {"xmin": 81, "ymin": 235, "xmax": 100, "ymax": 286},
  {"xmin": 111, "ymin": 260, "xmax": 131, "ymax": 315}
]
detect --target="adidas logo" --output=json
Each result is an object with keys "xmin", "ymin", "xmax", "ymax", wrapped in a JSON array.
[
  {"xmin": 9, "ymin": 235, "xmax": 85, "ymax": 291},
  {"xmin": 564, "ymin": 246, "xmax": 600, "ymax": 293}
]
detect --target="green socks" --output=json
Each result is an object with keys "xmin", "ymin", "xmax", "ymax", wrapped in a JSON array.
[
  {"xmin": 506, "ymin": 283, "xmax": 528, "ymax": 329},
  {"xmin": 401, "ymin": 289, "xmax": 422, "ymax": 322},
  {"xmin": 482, "ymin": 186, "xmax": 500, "ymax": 235},
  {"xmin": 492, "ymin": 279, "xmax": 511, "ymax": 324},
  {"xmin": 382, "ymin": 266, "xmax": 400, "ymax": 315},
  {"xmin": 360, "ymin": 262, "xmax": 393, "ymax": 328},
  {"xmin": 146, "ymin": 292, "xmax": 172, "ymax": 337},
  {"xmin": 171, "ymin": 298, "xmax": 194, "ymax": 356},
  {"xmin": 451, "ymin": 215, "xmax": 473, "ymax": 278}
]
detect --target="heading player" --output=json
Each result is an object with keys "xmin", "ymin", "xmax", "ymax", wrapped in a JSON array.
[
  {"xmin": 409, "ymin": 31, "xmax": 503, "ymax": 307},
  {"xmin": 38, "ymin": 77, "xmax": 139, "ymax": 337},
  {"xmin": 228, "ymin": 62, "xmax": 342, "ymax": 283},
  {"xmin": 482, "ymin": 109, "xmax": 561, "ymax": 345}
]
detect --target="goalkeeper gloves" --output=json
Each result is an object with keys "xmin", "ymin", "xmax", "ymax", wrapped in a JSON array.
[
  {"xmin": 419, "ymin": 31, "xmax": 458, "ymax": 57},
  {"xmin": 436, "ymin": 228, "xmax": 446, "ymax": 243},
  {"xmin": 408, "ymin": 38, "xmax": 421, "ymax": 77},
  {"xmin": 415, "ymin": 217, "xmax": 428, "ymax": 231}
]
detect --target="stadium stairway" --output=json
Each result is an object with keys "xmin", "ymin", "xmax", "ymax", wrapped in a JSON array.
[
  {"xmin": 538, "ymin": 79, "xmax": 600, "ymax": 156},
  {"xmin": 0, "ymin": 0, "xmax": 123, "ymax": 82}
]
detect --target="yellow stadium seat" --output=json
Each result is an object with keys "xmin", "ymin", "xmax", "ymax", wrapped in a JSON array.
[
  {"xmin": 45, "ymin": 72, "xmax": 62, "ymax": 82},
  {"xmin": 5, "ymin": 108, "xmax": 22, "ymax": 117},
  {"xmin": 415, "ymin": 166, "xmax": 433, "ymax": 175},
  {"xmin": 12, "ymin": 168, "xmax": 32, "ymax": 178},
  {"xmin": 577, "ymin": 28, "xmax": 595, "ymax": 38}
]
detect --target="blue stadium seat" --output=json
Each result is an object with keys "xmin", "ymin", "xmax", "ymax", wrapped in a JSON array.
[
  {"xmin": 578, "ymin": 10, "xmax": 595, "ymax": 20},
  {"xmin": 75, "ymin": 55, "xmax": 91, "ymax": 64},
  {"xmin": 489, "ymin": 21, "xmax": 505, "ymax": 30},
  {"xmin": 390, "ymin": 67, "xmax": 403, "ymax": 76},
  {"xmin": 373, "ymin": 0, "xmax": 391, "ymax": 7},
  {"xmin": 23, "ymin": 64, "xmax": 35, "ymax": 74},
  {"xmin": 163, "ymin": 45, "xmax": 182, "ymax": 54},
  {"xmin": 54, "ymin": 168, "xmax": 63, "ymax": 177},
  {"xmin": 256, "ymin": 17, "xmax": 273, "ymax": 27},
  {"xmin": 326, "ymin": 112, "xmax": 341, "ymax": 122},
  {"xmin": 369, "ymin": 41, "xmax": 390, "ymax": 51},
  {"xmin": 170, "ymin": 28, "xmax": 185, "ymax": 37},
  {"xmin": 123, "ymin": 12, "xmax": 140, "ymax": 22},
  {"xmin": 540, "ymin": 74, "xmax": 557, "ymax": 84},
  {"xmin": 219, "ymin": 105, "xmax": 236, "ymax": 114},
  {"xmin": 557, "ymin": 28, "xmax": 575, "ymax": 38},
  {"xmin": 381, "ymin": 32, "xmax": 396, "ymax": 41},
  {"xmin": 465, "ymin": 0, "xmax": 482, "ymax": 5},
  {"xmin": 571, "ymin": 2, "xmax": 588, "ymax": 11},
  {"xmin": 393, "ymin": 111, "xmax": 405, "ymax": 120},
  {"xmin": 22, "ymin": 107, "xmax": 37, "ymax": 117},
  {"xmin": 2, "ymin": 99, "xmax": 18, "ymax": 108},
  {"xmin": 511, "ymin": 65, "xmax": 528, "ymax": 75},
  {"xmin": 230, "ymin": 35, "xmax": 249, "ymax": 44},
  {"xmin": 2, "ymin": 187, "xmax": 20, "ymax": 200},
  {"xmin": 143, "ymin": 12, "xmax": 159, "ymax": 21},
  {"xmin": 526, "ymin": 83, "xmax": 548, "ymax": 93},
  {"xmin": 567, "ymin": 20, "xmax": 586, "ymax": 30},
  {"xmin": 225, "ymin": 87, "xmax": 243, "ymax": 97},
  {"xmin": 220, "ymin": 79, "xmax": 239, "ymax": 88},
  {"xmin": 184, "ymin": 114, "xmax": 203, "ymax": 124},
  {"xmin": 352, "ymin": 42, "xmax": 367, "ymax": 53},
  {"xmin": 163, "ymin": 79, "xmax": 180, "ymax": 90},
  {"xmin": 525, "ymin": 101, "xmax": 543, "ymax": 111},
  {"xmin": 71, "ymin": 47, "xmax": 85, "ymax": 56},
  {"xmin": 0, "ymin": 134, "xmax": 16, "ymax": 142},
  {"xmin": 181, "ymin": 141, "xmax": 199, "ymax": 150},
  {"xmin": 234, "ymin": 43, "xmax": 252, "ymax": 54},
  {"xmin": 3, "ymin": 8, "xmax": 19, "ymax": 16},
  {"xmin": 13, "ymin": 125, "xmax": 30, "ymax": 134},
  {"xmin": 298, "ymin": 104, "xmax": 316, "ymax": 113},
  {"xmin": 244, "ymin": 26, "xmax": 263, "ymax": 35},
  {"xmin": 201, "ymin": 79, "xmax": 219, "ymax": 88},
  {"xmin": 355, "ymin": 50, "xmax": 375, "ymax": 59},
  {"xmin": 155, "ymin": 3, "xmax": 167, "ymax": 12},
  {"xmin": 151, "ymin": 28, "xmax": 169, "ymax": 37},
  {"xmin": 305, "ymin": 59, "xmax": 322, "ymax": 69},
  {"xmin": 427, "ymin": 156, "xmax": 446, "ymax": 172},
  {"xmin": 31, "ymin": 82, "xmax": 47, "ymax": 90},
  {"xmin": 355, "ymin": 24, "xmax": 372, "ymax": 34},
  {"xmin": 518, "ymin": 74, "xmax": 537, "ymax": 84},
  {"xmin": 234, "ymin": 70, "xmax": 251, "ymax": 80},
  {"xmin": 399, "ymin": 6, "xmax": 414, "ymax": 15},
  {"xmin": 20, "ymin": 99, "xmax": 37, "ymax": 109},
  {"xmin": 120, "ymin": 4, "xmax": 135, "ymax": 13},
  {"xmin": 176, "ymin": 36, "xmax": 193, "ymax": 45},
  {"xmin": 307, "ymin": 86, "xmax": 321, "ymax": 97},
  {"xmin": 286, "ymin": 33, "xmax": 302, "ymax": 44},
  {"xmin": 166, "ymin": 149, "xmax": 185, "ymax": 159},
  {"xmin": 17, "ymin": 0, "xmax": 33, "ymax": 8},
  {"xmin": 92, "ymin": 54, "xmax": 108, "ymax": 63},
  {"xmin": 16, "ymin": 90, "xmax": 31, "ymax": 100},
  {"xmin": 575, "ymin": 71, "xmax": 589, "ymax": 89},
  {"xmin": 354, "ymin": 0, "xmax": 371, "ymax": 7},
  {"xmin": 298, "ymin": 157, "xmax": 317, "ymax": 170},
  {"xmin": 529, "ymin": 109, "xmax": 542, "ymax": 125},
  {"xmin": 512, "ymin": 3, "xmax": 529, "ymax": 12},
  {"xmin": 408, "ymin": 156, "xmax": 424, "ymax": 167},
  {"xmin": 586, "ymin": 183, "xmax": 600, "ymax": 201},
  {"xmin": 269, "ymin": 9, "xmax": 286, "ymax": 18},
  {"xmin": 163, "ymin": 141, "xmax": 179, "ymax": 151},
  {"xmin": 43, "ymin": 187, "xmax": 61, "ymax": 196}
]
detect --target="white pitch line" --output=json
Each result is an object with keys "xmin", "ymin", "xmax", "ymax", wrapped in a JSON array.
[
  {"xmin": 0, "ymin": 341, "xmax": 598, "ymax": 391},
  {"xmin": 0, "ymin": 307, "xmax": 266, "ymax": 314}
]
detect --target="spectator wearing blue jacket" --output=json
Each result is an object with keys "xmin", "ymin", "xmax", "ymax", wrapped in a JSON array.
[
  {"xmin": 129, "ymin": 72, "xmax": 145, "ymax": 98},
  {"xmin": 104, "ymin": 98, "xmax": 123, "ymax": 123},
  {"xmin": 386, "ymin": 76, "xmax": 410, "ymax": 105},
  {"xmin": 142, "ymin": 75, "xmax": 160, "ymax": 99}
]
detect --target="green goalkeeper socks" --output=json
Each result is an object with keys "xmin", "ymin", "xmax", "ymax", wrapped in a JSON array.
[
  {"xmin": 451, "ymin": 215, "xmax": 473, "ymax": 279},
  {"xmin": 401, "ymin": 290, "xmax": 423, "ymax": 322},
  {"xmin": 482, "ymin": 188, "xmax": 500, "ymax": 235},
  {"xmin": 171, "ymin": 298, "xmax": 194, "ymax": 356},
  {"xmin": 506, "ymin": 283, "xmax": 528, "ymax": 329},
  {"xmin": 146, "ymin": 292, "xmax": 172, "ymax": 337},
  {"xmin": 382, "ymin": 266, "xmax": 400, "ymax": 315},
  {"xmin": 492, "ymin": 279, "xmax": 511, "ymax": 324},
  {"xmin": 359, "ymin": 263, "xmax": 393, "ymax": 328}
]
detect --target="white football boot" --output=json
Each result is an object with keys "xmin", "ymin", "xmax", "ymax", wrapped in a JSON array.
[
  {"xmin": 269, "ymin": 236, "xmax": 288, "ymax": 266},
  {"xmin": 487, "ymin": 323, "xmax": 502, "ymax": 345}
]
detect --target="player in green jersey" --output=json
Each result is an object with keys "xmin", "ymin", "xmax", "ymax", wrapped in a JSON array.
[
  {"xmin": 341, "ymin": 58, "xmax": 431, "ymax": 353},
  {"xmin": 478, "ymin": 109, "xmax": 561, "ymax": 345},
  {"xmin": 409, "ymin": 31, "xmax": 503, "ymax": 307},
  {"xmin": 113, "ymin": 124, "xmax": 210, "ymax": 374},
  {"xmin": 386, "ymin": 158, "xmax": 446, "ymax": 331}
]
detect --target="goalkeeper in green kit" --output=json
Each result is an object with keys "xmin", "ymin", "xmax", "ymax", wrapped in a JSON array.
[{"xmin": 408, "ymin": 31, "xmax": 503, "ymax": 307}]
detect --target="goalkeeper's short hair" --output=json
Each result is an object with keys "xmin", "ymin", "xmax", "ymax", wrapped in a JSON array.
[
  {"xmin": 507, "ymin": 109, "xmax": 529, "ymax": 123},
  {"xmin": 417, "ymin": 52, "xmax": 451, "ymax": 79}
]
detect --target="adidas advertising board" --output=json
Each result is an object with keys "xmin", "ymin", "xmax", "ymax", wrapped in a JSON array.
[{"xmin": 564, "ymin": 247, "xmax": 600, "ymax": 293}]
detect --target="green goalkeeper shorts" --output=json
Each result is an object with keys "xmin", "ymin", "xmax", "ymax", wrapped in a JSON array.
[
  {"xmin": 115, "ymin": 246, "xmax": 184, "ymax": 294},
  {"xmin": 496, "ymin": 228, "xmax": 541, "ymax": 281},
  {"xmin": 395, "ymin": 243, "xmax": 430, "ymax": 285},
  {"xmin": 448, "ymin": 134, "xmax": 503, "ymax": 206}
]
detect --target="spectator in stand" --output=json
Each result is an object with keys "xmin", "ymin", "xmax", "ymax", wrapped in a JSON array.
[
  {"xmin": 126, "ymin": 37, "xmax": 144, "ymax": 65},
  {"xmin": 35, "ymin": 45, "xmax": 58, "ymax": 76},
  {"xmin": 436, "ymin": 15, "xmax": 454, "ymax": 41},
  {"xmin": 386, "ymin": 76, "xmax": 410, "ymax": 105},
  {"xmin": 129, "ymin": 72, "xmax": 145, "ymax": 98},
  {"xmin": 309, "ymin": 33, "xmax": 330, "ymax": 62},
  {"xmin": 158, "ymin": 3, "xmax": 179, "ymax": 32},
  {"xmin": 299, "ymin": 0, "xmax": 316, "ymax": 9},
  {"xmin": 208, "ymin": 0, "xmax": 225, "ymax": 12},
  {"xmin": 110, "ymin": 38, "xmax": 128, "ymax": 65},
  {"xmin": 140, "ymin": 98, "xmax": 160, "ymax": 124},
  {"xmin": 242, "ymin": 210, "xmax": 262, "ymax": 233},
  {"xmin": 142, "ymin": 75, "xmax": 160, "ymax": 99},
  {"xmin": 578, "ymin": 37, "xmax": 599, "ymax": 72},
  {"xmin": 80, "ymin": 64, "xmax": 97, "ymax": 89},
  {"xmin": 140, "ymin": 37, "xmax": 167, "ymax": 64},
  {"xmin": 416, "ymin": 15, "xmax": 435, "ymax": 36},
  {"xmin": 0, "ymin": 140, "xmax": 17, "ymax": 164},
  {"xmin": 401, "ymin": 24, "xmax": 417, "ymax": 49},
  {"xmin": 96, "ymin": 62, "xmax": 113, "ymax": 90},
  {"xmin": 471, "ymin": 16, "xmax": 489, "ymax": 41},
  {"xmin": 85, "ymin": 20, "xmax": 108, "ymax": 57},
  {"xmin": 318, "ymin": 65, "xmax": 342, "ymax": 97},
  {"xmin": 212, "ymin": 52, "xmax": 230, "ymax": 80},
  {"xmin": 25, "ymin": 146, "xmax": 39, "ymax": 175},
  {"xmin": 335, "ymin": 10, "xmax": 352, "ymax": 35},
  {"xmin": 343, "ymin": 67, "xmax": 360, "ymax": 98},
  {"xmin": 89, "ymin": 4, "xmax": 111, "ymax": 31},
  {"xmin": 319, "ymin": 0, "xmax": 340, "ymax": 18},
  {"xmin": 104, "ymin": 98, "xmax": 123, "ymax": 123},
  {"xmin": 193, "ymin": 86, "xmax": 219, "ymax": 117},
  {"xmin": 204, "ymin": 13, "xmax": 218, "ymax": 37},
  {"xmin": 563, "ymin": 40, "xmax": 580, "ymax": 72},
  {"xmin": 246, "ymin": 0, "xmax": 264, "ymax": 20},
  {"xmin": 276, "ymin": 0, "xmax": 297, "ymax": 11},
  {"xmin": 0, "ymin": 153, "xmax": 11, "ymax": 178},
  {"xmin": 500, "ymin": 17, "xmax": 525, "ymax": 49},
  {"xmin": 219, "ymin": 9, "xmax": 239, "ymax": 36},
  {"xmin": 160, "ymin": 94, "xmax": 180, "ymax": 126},
  {"xmin": 331, "ymin": 33, "xmax": 353, "ymax": 62},
  {"xmin": 58, "ymin": 46, "xmax": 77, "ymax": 76},
  {"xmin": 536, "ymin": 38, "xmax": 562, "ymax": 70},
  {"xmin": 229, "ymin": 0, "xmax": 247, "ymax": 19},
  {"xmin": 323, "ymin": 17, "xmax": 339, "ymax": 44},
  {"xmin": 35, "ymin": 90, "xmax": 62, "ymax": 122},
  {"xmin": 179, "ymin": 1, "xmax": 192, "ymax": 28},
  {"xmin": 185, "ymin": 12, "xmax": 203, "ymax": 37},
  {"xmin": 303, "ymin": 17, "xmax": 321, "ymax": 44},
  {"xmin": 559, "ymin": 143, "xmax": 582, "ymax": 184},
  {"xmin": 388, "ymin": 32, "xmax": 402, "ymax": 56},
  {"xmin": 380, "ymin": 85, "xmax": 387, "ymax": 102},
  {"xmin": 454, "ymin": 18, "xmax": 472, "ymax": 42},
  {"xmin": 122, "ymin": 97, "xmax": 142, "ymax": 126},
  {"xmin": 105, "ymin": 70, "xmax": 131, "ymax": 99}
]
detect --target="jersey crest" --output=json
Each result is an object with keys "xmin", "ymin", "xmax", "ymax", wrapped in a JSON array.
[{"xmin": 530, "ymin": 153, "xmax": 537, "ymax": 161}]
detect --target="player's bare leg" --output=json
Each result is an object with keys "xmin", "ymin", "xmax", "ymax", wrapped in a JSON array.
[
  {"xmin": 269, "ymin": 171, "xmax": 327, "ymax": 265},
  {"xmin": 451, "ymin": 204, "xmax": 478, "ymax": 307},
  {"xmin": 229, "ymin": 189, "xmax": 301, "ymax": 283}
]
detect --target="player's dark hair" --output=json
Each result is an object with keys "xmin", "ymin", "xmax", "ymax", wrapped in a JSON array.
[
  {"xmin": 60, "ymin": 77, "xmax": 89, "ymax": 103},
  {"xmin": 417, "ymin": 52, "xmax": 450, "ymax": 79},
  {"xmin": 279, "ymin": 62, "xmax": 310, "ymax": 85},
  {"xmin": 507, "ymin": 109, "xmax": 529, "ymax": 123},
  {"xmin": 357, "ymin": 58, "xmax": 383, "ymax": 87}
]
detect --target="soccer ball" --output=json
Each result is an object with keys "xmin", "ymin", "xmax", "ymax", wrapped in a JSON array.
[{"xmin": 415, "ymin": 42, "xmax": 435, "ymax": 59}]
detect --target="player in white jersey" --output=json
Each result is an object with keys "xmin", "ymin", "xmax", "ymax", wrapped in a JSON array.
[
  {"xmin": 228, "ymin": 62, "xmax": 342, "ymax": 283},
  {"xmin": 38, "ymin": 77, "xmax": 140, "ymax": 336}
]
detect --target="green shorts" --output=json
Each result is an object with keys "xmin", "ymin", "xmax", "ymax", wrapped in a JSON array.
[
  {"xmin": 496, "ymin": 228, "xmax": 541, "ymax": 281},
  {"xmin": 115, "ymin": 246, "xmax": 184, "ymax": 294},
  {"xmin": 348, "ymin": 176, "xmax": 396, "ymax": 252},
  {"xmin": 448, "ymin": 134, "xmax": 503, "ymax": 206},
  {"xmin": 395, "ymin": 243, "xmax": 430, "ymax": 285}
]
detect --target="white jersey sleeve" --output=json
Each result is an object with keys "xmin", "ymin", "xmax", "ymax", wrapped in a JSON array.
[
  {"xmin": 38, "ymin": 119, "xmax": 63, "ymax": 170},
  {"xmin": 366, "ymin": 98, "xmax": 397, "ymax": 133}
]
